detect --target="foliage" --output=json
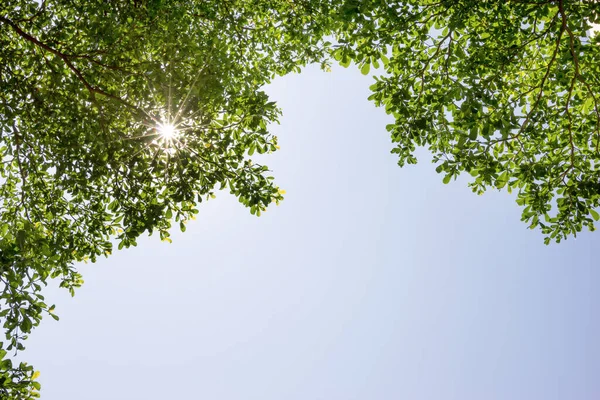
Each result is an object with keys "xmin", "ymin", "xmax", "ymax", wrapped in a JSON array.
[
  {"xmin": 2, "ymin": 0, "xmax": 600, "ymax": 396},
  {"xmin": 0, "ymin": 0, "xmax": 332, "ymax": 396},
  {"xmin": 332, "ymin": 0, "xmax": 600, "ymax": 243}
]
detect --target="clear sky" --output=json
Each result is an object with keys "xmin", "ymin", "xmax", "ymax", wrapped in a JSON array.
[{"xmin": 24, "ymin": 64, "xmax": 598, "ymax": 400}]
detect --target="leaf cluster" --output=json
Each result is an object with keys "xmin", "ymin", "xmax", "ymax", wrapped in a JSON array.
[
  {"xmin": 2, "ymin": 0, "xmax": 600, "ymax": 396},
  {"xmin": 0, "ymin": 0, "xmax": 333, "ymax": 395},
  {"xmin": 333, "ymin": 0, "xmax": 600, "ymax": 243}
]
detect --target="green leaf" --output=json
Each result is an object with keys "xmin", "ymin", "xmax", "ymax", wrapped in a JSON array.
[
  {"xmin": 469, "ymin": 126, "xmax": 477, "ymax": 140},
  {"xmin": 21, "ymin": 317, "xmax": 32, "ymax": 333},
  {"xmin": 360, "ymin": 62, "xmax": 371, "ymax": 75},
  {"xmin": 1, "ymin": 358, "xmax": 12, "ymax": 369},
  {"xmin": 340, "ymin": 56, "xmax": 351, "ymax": 68},
  {"xmin": 582, "ymin": 97, "xmax": 593, "ymax": 114}
]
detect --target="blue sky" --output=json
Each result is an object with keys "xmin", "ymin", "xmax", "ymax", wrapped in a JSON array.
[{"xmin": 25, "ymin": 64, "xmax": 598, "ymax": 400}]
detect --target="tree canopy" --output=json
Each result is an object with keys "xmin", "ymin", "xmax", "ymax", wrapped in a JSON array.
[
  {"xmin": 333, "ymin": 0, "xmax": 600, "ymax": 243},
  {"xmin": 0, "ymin": 0, "xmax": 331, "ymax": 396},
  {"xmin": 1, "ymin": 0, "xmax": 599, "ymax": 397}
]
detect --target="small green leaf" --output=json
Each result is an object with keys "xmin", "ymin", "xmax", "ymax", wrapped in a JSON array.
[
  {"xmin": 1, "ymin": 358, "xmax": 12, "ymax": 369},
  {"xmin": 582, "ymin": 97, "xmax": 593, "ymax": 114},
  {"xmin": 360, "ymin": 62, "xmax": 371, "ymax": 75},
  {"xmin": 591, "ymin": 209, "xmax": 599, "ymax": 221},
  {"xmin": 469, "ymin": 126, "xmax": 477, "ymax": 140},
  {"xmin": 22, "ymin": 317, "xmax": 32, "ymax": 333}
]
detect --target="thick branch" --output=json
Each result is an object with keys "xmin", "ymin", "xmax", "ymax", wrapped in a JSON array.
[{"xmin": 0, "ymin": 16, "xmax": 154, "ymax": 122}]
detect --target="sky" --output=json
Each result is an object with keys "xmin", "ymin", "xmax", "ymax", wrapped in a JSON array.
[{"xmin": 23, "ymin": 64, "xmax": 599, "ymax": 400}]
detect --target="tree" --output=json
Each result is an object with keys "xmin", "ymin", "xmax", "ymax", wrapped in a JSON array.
[
  {"xmin": 331, "ymin": 0, "xmax": 600, "ymax": 244},
  {"xmin": 2, "ymin": 0, "xmax": 600, "ymax": 396},
  {"xmin": 0, "ymin": 0, "xmax": 332, "ymax": 397}
]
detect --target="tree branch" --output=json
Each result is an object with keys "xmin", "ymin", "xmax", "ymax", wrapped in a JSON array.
[
  {"xmin": 515, "ymin": 8, "xmax": 563, "ymax": 139},
  {"xmin": 559, "ymin": 0, "xmax": 578, "ymax": 178},
  {"xmin": 0, "ymin": 16, "xmax": 155, "ymax": 123}
]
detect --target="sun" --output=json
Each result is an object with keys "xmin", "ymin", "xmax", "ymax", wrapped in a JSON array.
[{"xmin": 158, "ymin": 123, "xmax": 177, "ymax": 140}]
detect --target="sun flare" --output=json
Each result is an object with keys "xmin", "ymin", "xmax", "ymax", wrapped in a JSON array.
[{"xmin": 158, "ymin": 123, "xmax": 177, "ymax": 140}]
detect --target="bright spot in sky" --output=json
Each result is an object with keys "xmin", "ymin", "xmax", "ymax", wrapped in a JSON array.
[{"xmin": 158, "ymin": 123, "xmax": 177, "ymax": 140}]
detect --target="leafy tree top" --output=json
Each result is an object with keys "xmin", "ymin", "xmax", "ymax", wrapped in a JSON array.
[
  {"xmin": 2, "ymin": 0, "xmax": 600, "ymax": 397},
  {"xmin": 333, "ymin": 0, "xmax": 600, "ymax": 243},
  {"xmin": 0, "ymin": 0, "xmax": 332, "ymax": 396}
]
